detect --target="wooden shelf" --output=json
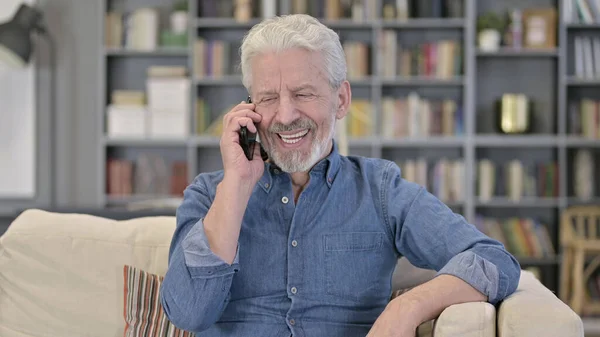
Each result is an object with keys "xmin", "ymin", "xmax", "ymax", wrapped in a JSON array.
[
  {"xmin": 381, "ymin": 18, "xmax": 465, "ymax": 29},
  {"xmin": 346, "ymin": 137, "xmax": 378, "ymax": 147},
  {"xmin": 380, "ymin": 136, "xmax": 465, "ymax": 147},
  {"xmin": 318, "ymin": 18, "xmax": 374, "ymax": 29},
  {"xmin": 103, "ymin": 137, "xmax": 187, "ymax": 147},
  {"xmin": 104, "ymin": 48, "xmax": 188, "ymax": 57},
  {"xmin": 475, "ymin": 197, "xmax": 561, "ymax": 208},
  {"xmin": 566, "ymin": 77, "xmax": 600, "ymax": 86},
  {"xmin": 567, "ymin": 23, "xmax": 600, "ymax": 29},
  {"xmin": 381, "ymin": 76, "xmax": 465, "ymax": 86},
  {"xmin": 565, "ymin": 137, "xmax": 600, "ymax": 147},
  {"xmin": 195, "ymin": 76, "xmax": 244, "ymax": 86},
  {"xmin": 476, "ymin": 48, "xmax": 559, "ymax": 57},
  {"xmin": 474, "ymin": 135, "xmax": 560, "ymax": 147},
  {"xmin": 348, "ymin": 77, "xmax": 375, "ymax": 86},
  {"xmin": 567, "ymin": 197, "xmax": 600, "ymax": 206},
  {"xmin": 190, "ymin": 136, "xmax": 221, "ymax": 146},
  {"xmin": 195, "ymin": 18, "xmax": 261, "ymax": 28}
]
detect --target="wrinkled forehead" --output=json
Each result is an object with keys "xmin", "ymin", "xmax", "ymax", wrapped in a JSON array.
[{"xmin": 250, "ymin": 49, "xmax": 329, "ymax": 95}]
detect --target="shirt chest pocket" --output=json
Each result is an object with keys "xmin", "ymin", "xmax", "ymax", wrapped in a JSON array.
[{"xmin": 323, "ymin": 232, "xmax": 388, "ymax": 303}]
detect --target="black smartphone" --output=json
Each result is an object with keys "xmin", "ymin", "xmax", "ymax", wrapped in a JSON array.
[
  {"xmin": 239, "ymin": 96, "xmax": 268, "ymax": 161},
  {"xmin": 239, "ymin": 96, "xmax": 257, "ymax": 160}
]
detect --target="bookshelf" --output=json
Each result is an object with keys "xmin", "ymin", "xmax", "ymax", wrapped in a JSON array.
[{"xmin": 99, "ymin": 0, "xmax": 600, "ymax": 306}]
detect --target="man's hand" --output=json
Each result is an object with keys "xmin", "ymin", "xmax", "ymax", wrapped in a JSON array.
[
  {"xmin": 366, "ymin": 297, "xmax": 418, "ymax": 337},
  {"xmin": 200, "ymin": 101, "xmax": 264, "ymax": 265},
  {"xmin": 367, "ymin": 274, "xmax": 487, "ymax": 337},
  {"xmin": 220, "ymin": 100, "xmax": 264, "ymax": 188}
]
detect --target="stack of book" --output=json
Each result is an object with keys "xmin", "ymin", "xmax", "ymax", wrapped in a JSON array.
[
  {"xmin": 194, "ymin": 38, "xmax": 234, "ymax": 78},
  {"xmin": 568, "ymin": 98, "xmax": 600, "ymax": 138},
  {"xmin": 343, "ymin": 41, "xmax": 370, "ymax": 79},
  {"xmin": 291, "ymin": 0, "xmax": 378, "ymax": 21},
  {"xmin": 473, "ymin": 216, "xmax": 555, "ymax": 258},
  {"xmin": 381, "ymin": 93, "xmax": 463, "ymax": 138},
  {"xmin": 381, "ymin": 0, "xmax": 464, "ymax": 19},
  {"xmin": 573, "ymin": 149, "xmax": 596, "ymax": 201},
  {"xmin": 104, "ymin": 8, "xmax": 159, "ymax": 50},
  {"xmin": 106, "ymin": 155, "xmax": 188, "ymax": 198},
  {"xmin": 379, "ymin": 32, "xmax": 462, "ymax": 79},
  {"xmin": 396, "ymin": 158, "xmax": 464, "ymax": 203},
  {"xmin": 107, "ymin": 66, "xmax": 191, "ymax": 139},
  {"xmin": 199, "ymin": 0, "xmax": 277, "ymax": 20},
  {"xmin": 146, "ymin": 66, "xmax": 191, "ymax": 139},
  {"xmin": 346, "ymin": 99, "xmax": 373, "ymax": 137},
  {"xmin": 403, "ymin": 39, "xmax": 461, "ymax": 78},
  {"xmin": 573, "ymin": 36, "xmax": 600, "ymax": 80},
  {"xmin": 477, "ymin": 159, "xmax": 558, "ymax": 201},
  {"xmin": 106, "ymin": 91, "xmax": 147, "ymax": 139},
  {"xmin": 564, "ymin": 0, "xmax": 600, "ymax": 24}
]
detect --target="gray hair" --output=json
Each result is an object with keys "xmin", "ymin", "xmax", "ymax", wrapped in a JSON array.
[{"xmin": 239, "ymin": 14, "xmax": 347, "ymax": 92}]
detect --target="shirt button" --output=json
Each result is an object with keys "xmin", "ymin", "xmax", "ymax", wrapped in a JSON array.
[
  {"xmin": 291, "ymin": 240, "xmax": 298, "ymax": 247},
  {"xmin": 289, "ymin": 319, "xmax": 295, "ymax": 325},
  {"xmin": 274, "ymin": 169, "xmax": 280, "ymax": 174},
  {"xmin": 281, "ymin": 196, "xmax": 289, "ymax": 204},
  {"xmin": 264, "ymin": 183, "xmax": 269, "ymax": 188},
  {"xmin": 291, "ymin": 287, "xmax": 297, "ymax": 294}
]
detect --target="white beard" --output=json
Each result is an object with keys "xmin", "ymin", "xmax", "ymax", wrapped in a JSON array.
[{"xmin": 266, "ymin": 114, "xmax": 336, "ymax": 173}]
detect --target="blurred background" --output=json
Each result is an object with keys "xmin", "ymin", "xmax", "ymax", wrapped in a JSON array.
[{"xmin": 0, "ymin": 0, "xmax": 599, "ymax": 334}]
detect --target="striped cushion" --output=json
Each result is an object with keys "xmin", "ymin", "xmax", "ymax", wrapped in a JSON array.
[{"xmin": 123, "ymin": 265, "xmax": 196, "ymax": 337}]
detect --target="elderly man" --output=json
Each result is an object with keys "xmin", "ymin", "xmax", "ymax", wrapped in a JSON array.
[{"xmin": 160, "ymin": 13, "xmax": 520, "ymax": 337}]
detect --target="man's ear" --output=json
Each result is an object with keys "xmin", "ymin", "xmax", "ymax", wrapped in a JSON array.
[{"xmin": 335, "ymin": 80, "xmax": 351, "ymax": 120}]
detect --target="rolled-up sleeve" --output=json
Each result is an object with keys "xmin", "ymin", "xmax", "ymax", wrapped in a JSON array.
[
  {"xmin": 382, "ymin": 162, "xmax": 521, "ymax": 305},
  {"xmin": 182, "ymin": 217, "xmax": 240, "ymax": 277},
  {"xmin": 160, "ymin": 175, "xmax": 239, "ymax": 332}
]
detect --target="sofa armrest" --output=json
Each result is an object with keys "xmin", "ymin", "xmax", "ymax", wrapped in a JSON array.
[
  {"xmin": 497, "ymin": 270, "xmax": 583, "ymax": 337},
  {"xmin": 431, "ymin": 302, "xmax": 495, "ymax": 337}
]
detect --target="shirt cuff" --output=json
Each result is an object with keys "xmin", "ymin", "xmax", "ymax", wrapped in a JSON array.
[
  {"xmin": 435, "ymin": 251, "xmax": 503, "ymax": 304},
  {"xmin": 182, "ymin": 218, "xmax": 240, "ymax": 278}
]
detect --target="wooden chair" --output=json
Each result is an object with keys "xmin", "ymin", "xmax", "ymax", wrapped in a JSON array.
[{"xmin": 560, "ymin": 205, "xmax": 600, "ymax": 315}]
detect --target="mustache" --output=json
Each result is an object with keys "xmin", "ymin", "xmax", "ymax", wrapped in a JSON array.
[{"xmin": 268, "ymin": 118, "xmax": 316, "ymax": 133}]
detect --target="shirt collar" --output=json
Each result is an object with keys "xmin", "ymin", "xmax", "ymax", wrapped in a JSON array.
[
  {"xmin": 308, "ymin": 139, "xmax": 341, "ymax": 188},
  {"xmin": 257, "ymin": 140, "xmax": 342, "ymax": 193}
]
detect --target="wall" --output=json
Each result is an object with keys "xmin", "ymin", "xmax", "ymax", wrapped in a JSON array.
[
  {"xmin": 0, "ymin": 0, "xmax": 36, "ymax": 199},
  {"xmin": 42, "ymin": 0, "xmax": 103, "ymax": 208},
  {"xmin": 0, "ymin": 0, "xmax": 103, "ymax": 215},
  {"xmin": 0, "ymin": 216, "xmax": 11, "ymax": 236}
]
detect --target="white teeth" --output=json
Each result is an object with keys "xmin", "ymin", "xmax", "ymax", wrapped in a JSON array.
[
  {"xmin": 282, "ymin": 137, "xmax": 302, "ymax": 144},
  {"xmin": 279, "ymin": 129, "xmax": 309, "ymax": 144},
  {"xmin": 279, "ymin": 129, "xmax": 309, "ymax": 139}
]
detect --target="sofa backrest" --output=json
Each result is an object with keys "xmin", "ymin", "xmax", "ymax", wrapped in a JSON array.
[{"xmin": 0, "ymin": 209, "xmax": 176, "ymax": 337}]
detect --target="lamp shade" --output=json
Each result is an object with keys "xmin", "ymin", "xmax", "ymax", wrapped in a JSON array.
[{"xmin": 0, "ymin": 4, "xmax": 43, "ymax": 68}]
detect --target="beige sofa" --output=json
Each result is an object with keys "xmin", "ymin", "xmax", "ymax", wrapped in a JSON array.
[{"xmin": 0, "ymin": 209, "xmax": 583, "ymax": 337}]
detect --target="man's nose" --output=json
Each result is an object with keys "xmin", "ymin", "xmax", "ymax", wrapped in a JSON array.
[{"xmin": 273, "ymin": 95, "xmax": 298, "ymax": 126}]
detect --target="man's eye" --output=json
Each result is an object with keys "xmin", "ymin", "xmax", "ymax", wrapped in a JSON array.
[{"xmin": 297, "ymin": 93, "xmax": 313, "ymax": 98}]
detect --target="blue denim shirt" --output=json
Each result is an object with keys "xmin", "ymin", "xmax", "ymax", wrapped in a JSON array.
[{"xmin": 160, "ymin": 142, "xmax": 521, "ymax": 337}]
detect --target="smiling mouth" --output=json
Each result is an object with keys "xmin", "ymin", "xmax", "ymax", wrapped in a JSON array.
[{"xmin": 277, "ymin": 129, "xmax": 310, "ymax": 144}]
